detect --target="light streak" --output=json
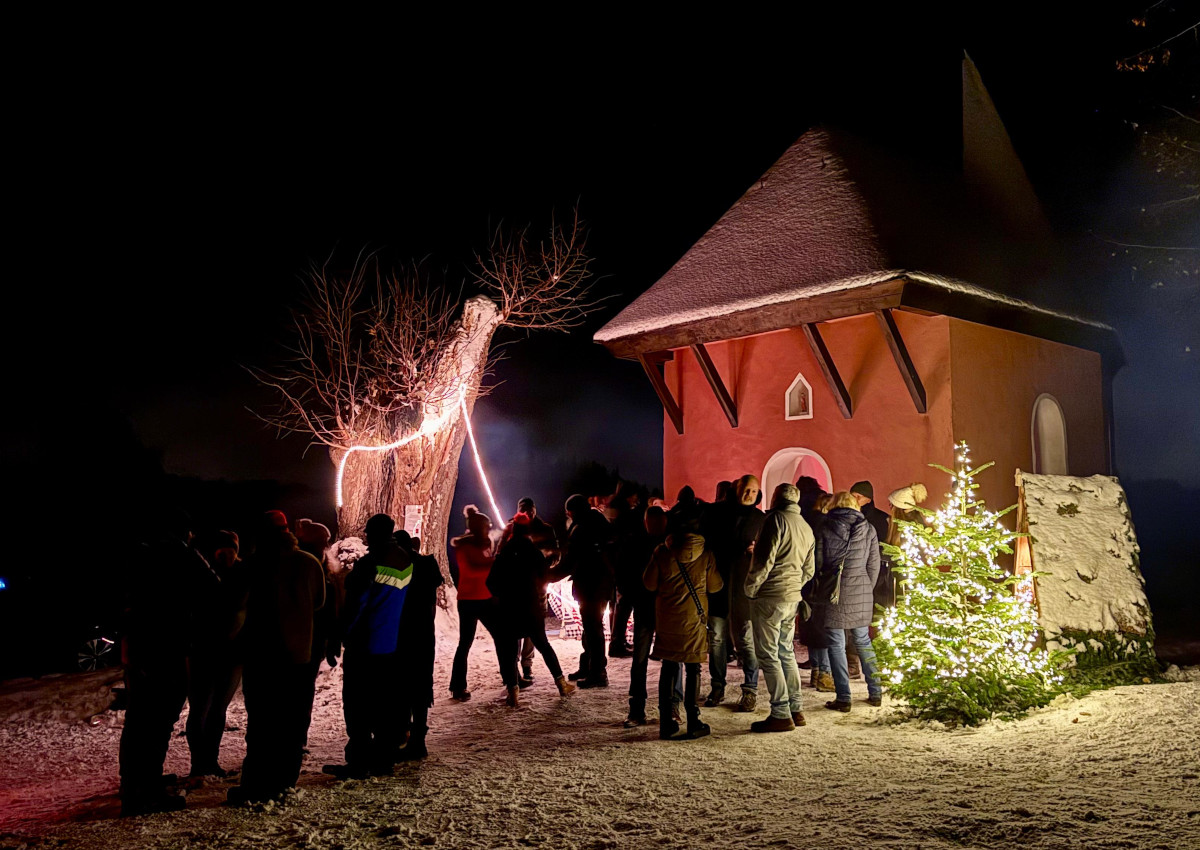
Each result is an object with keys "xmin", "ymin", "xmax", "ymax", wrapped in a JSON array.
[
  {"xmin": 459, "ymin": 392, "xmax": 504, "ymax": 522},
  {"xmin": 335, "ymin": 388, "xmax": 506, "ymax": 530}
]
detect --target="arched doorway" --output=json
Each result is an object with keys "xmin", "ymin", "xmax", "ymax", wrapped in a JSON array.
[
  {"xmin": 761, "ymin": 447, "xmax": 833, "ymax": 503},
  {"xmin": 1031, "ymin": 393, "xmax": 1068, "ymax": 474}
]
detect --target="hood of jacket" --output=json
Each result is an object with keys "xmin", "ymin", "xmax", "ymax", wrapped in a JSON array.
[{"xmin": 670, "ymin": 533, "xmax": 706, "ymax": 564}]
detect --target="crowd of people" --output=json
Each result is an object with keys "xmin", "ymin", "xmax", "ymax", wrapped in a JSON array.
[{"xmin": 116, "ymin": 473, "xmax": 923, "ymax": 815}]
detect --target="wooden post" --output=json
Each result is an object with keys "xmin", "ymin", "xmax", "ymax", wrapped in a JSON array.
[
  {"xmin": 801, "ymin": 323, "xmax": 853, "ymax": 419},
  {"xmin": 638, "ymin": 351, "xmax": 684, "ymax": 435},
  {"xmin": 874, "ymin": 308, "xmax": 927, "ymax": 414},
  {"xmin": 690, "ymin": 343, "xmax": 738, "ymax": 428}
]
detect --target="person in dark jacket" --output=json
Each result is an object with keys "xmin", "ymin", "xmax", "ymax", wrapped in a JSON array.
[
  {"xmin": 559, "ymin": 494, "xmax": 614, "ymax": 688},
  {"xmin": 810, "ymin": 492, "xmax": 883, "ymax": 711},
  {"xmin": 489, "ymin": 512, "xmax": 577, "ymax": 701},
  {"xmin": 448, "ymin": 506, "xmax": 513, "ymax": 702},
  {"xmin": 185, "ymin": 529, "xmax": 248, "ymax": 778},
  {"xmin": 516, "ymin": 497, "xmax": 558, "ymax": 685},
  {"xmin": 294, "ymin": 519, "xmax": 338, "ymax": 745},
  {"xmin": 849, "ymin": 480, "xmax": 892, "ymax": 675},
  {"xmin": 228, "ymin": 511, "xmax": 325, "ymax": 804},
  {"xmin": 324, "ymin": 514, "xmax": 412, "ymax": 778},
  {"xmin": 607, "ymin": 482, "xmax": 645, "ymax": 658},
  {"xmin": 120, "ymin": 509, "xmax": 219, "ymax": 816},
  {"xmin": 704, "ymin": 474, "xmax": 763, "ymax": 712},
  {"xmin": 392, "ymin": 529, "xmax": 443, "ymax": 760}
]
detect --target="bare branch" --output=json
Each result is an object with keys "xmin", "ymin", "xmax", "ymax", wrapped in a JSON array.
[{"xmin": 475, "ymin": 208, "xmax": 608, "ymax": 331}]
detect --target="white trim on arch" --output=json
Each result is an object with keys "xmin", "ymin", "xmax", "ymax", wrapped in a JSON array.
[
  {"xmin": 761, "ymin": 447, "xmax": 833, "ymax": 502},
  {"xmin": 1031, "ymin": 393, "xmax": 1069, "ymax": 475}
]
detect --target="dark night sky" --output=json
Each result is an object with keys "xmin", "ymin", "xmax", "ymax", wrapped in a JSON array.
[{"xmin": 4, "ymin": 12, "xmax": 1197, "ymax": 643}]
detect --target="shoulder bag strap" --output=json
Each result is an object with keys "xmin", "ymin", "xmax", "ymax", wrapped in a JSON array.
[{"xmin": 676, "ymin": 559, "xmax": 707, "ymax": 622}]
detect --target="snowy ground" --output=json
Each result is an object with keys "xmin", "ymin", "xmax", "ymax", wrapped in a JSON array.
[{"xmin": 2, "ymin": 632, "xmax": 1199, "ymax": 850}]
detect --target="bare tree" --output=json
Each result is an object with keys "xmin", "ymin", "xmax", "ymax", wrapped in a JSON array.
[{"xmin": 251, "ymin": 212, "xmax": 596, "ymax": 580}]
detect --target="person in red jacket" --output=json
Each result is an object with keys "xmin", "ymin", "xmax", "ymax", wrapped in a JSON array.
[{"xmin": 448, "ymin": 506, "xmax": 513, "ymax": 701}]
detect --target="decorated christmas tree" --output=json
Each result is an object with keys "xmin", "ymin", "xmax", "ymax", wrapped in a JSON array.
[{"xmin": 874, "ymin": 442, "xmax": 1064, "ymax": 726}]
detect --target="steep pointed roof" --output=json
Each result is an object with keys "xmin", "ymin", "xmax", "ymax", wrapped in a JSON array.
[{"xmin": 596, "ymin": 58, "xmax": 1113, "ymax": 362}]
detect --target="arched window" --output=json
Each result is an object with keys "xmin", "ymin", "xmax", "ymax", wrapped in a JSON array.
[
  {"xmin": 785, "ymin": 372, "xmax": 813, "ymax": 420},
  {"xmin": 761, "ymin": 447, "xmax": 833, "ymax": 504},
  {"xmin": 1031, "ymin": 393, "xmax": 1068, "ymax": 475}
]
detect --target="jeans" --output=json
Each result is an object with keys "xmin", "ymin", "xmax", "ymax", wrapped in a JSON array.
[
  {"xmin": 708, "ymin": 614, "xmax": 759, "ymax": 693},
  {"xmin": 751, "ymin": 599, "xmax": 803, "ymax": 719},
  {"xmin": 577, "ymin": 594, "xmax": 609, "ymax": 680},
  {"xmin": 810, "ymin": 647, "xmax": 831, "ymax": 673},
  {"xmin": 503, "ymin": 612, "xmax": 564, "ymax": 683},
  {"xmin": 239, "ymin": 658, "xmax": 314, "ymax": 800},
  {"xmin": 828, "ymin": 626, "xmax": 882, "ymax": 703},
  {"xmin": 630, "ymin": 596, "xmax": 682, "ymax": 715},
  {"xmin": 658, "ymin": 660, "xmax": 700, "ymax": 724},
  {"xmin": 450, "ymin": 598, "xmax": 512, "ymax": 692}
]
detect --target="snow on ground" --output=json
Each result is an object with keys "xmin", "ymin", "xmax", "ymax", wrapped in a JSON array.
[{"xmin": 2, "ymin": 633, "xmax": 1199, "ymax": 850}]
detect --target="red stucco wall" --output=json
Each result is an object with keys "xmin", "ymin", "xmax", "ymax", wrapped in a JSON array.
[
  {"xmin": 662, "ymin": 311, "xmax": 956, "ymax": 508},
  {"xmin": 948, "ymin": 319, "xmax": 1108, "ymax": 520}
]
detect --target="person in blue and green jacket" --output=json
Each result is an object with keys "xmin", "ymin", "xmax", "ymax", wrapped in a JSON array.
[{"xmin": 324, "ymin": 513, "xmax": 412, "ymax": 778}]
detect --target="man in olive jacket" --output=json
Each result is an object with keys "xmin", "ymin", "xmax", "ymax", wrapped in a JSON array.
[{"xmin": 744, "ymin": 483, "xmax": 816, "ymax": 733}]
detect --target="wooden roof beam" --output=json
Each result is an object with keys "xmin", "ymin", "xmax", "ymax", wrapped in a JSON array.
[
  {"xmin": 875, "ymin": 308, "xmax": 927, "ymax": 414},
  {"xmin": 690, "ymin": 343, "xmax": 737, "ymax": 428},
  {"xmin": 638, "ymin": 351, "xmax": 684, "ymax": 435},
  {"xmin": 802, "ymin": 322, "xmax": 853, "ymax": 419}
]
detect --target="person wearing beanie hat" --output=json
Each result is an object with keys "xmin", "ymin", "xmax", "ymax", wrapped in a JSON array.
[
  {"xmin": 744, "ymin": 483, "xmax": 816, "ymax": 733},
  {"xmin": 559, "ymin": 493, "xmax": 615, "ymax": 687},
  {"xmin": 186, "ymin": 530, "xmax": 249, "ymax": 779},
  {"xmin": 293, "ymin": 519, "xmax": 340, "ymax": 751}
]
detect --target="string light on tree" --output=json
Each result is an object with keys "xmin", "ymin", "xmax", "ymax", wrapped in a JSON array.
[{"xmin": 873, "ymin": 442, "xmax": 1065, "ymax": 726}]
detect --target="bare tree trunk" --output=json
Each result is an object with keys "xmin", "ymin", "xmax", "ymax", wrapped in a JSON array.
[{"xmin": 332, "ymin": 297, "xmax": 501, "ymax": 583}]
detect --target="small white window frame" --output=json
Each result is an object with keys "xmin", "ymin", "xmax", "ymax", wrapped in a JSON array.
[{"xmin": 785, "ymin": 372, "xmax": 814, "ymax": 420}]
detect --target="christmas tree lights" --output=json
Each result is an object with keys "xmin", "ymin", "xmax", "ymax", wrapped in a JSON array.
[{"xmin": 873, "ymin": 442, "xmax": 1064, "ymax": 725}]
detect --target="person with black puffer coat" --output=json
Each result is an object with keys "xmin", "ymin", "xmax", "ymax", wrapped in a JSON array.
[
  {"xmin": 489, "ymin": 512, "xmax": 576, "ymax": 702},
  {"xmin": 809, "ymin": 491, "xmax": 883, "ymax": 713}
]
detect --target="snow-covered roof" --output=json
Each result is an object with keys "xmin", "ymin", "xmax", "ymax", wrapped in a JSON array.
[{"xmin": 595, "ymin": 58, "xmax": 1110, "ymax": 353}]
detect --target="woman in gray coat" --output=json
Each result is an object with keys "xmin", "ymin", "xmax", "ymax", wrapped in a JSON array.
[{"xmin": 809, "ymin": 492, "xmax": 883, "ymax": 711}]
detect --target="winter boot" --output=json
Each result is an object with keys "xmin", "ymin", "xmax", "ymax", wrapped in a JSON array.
[
  {"xmin": 450, "ymin": 690, "xmax": 472, "ymax": 702},
  {"xmin": 866, "ymin": 694, "xmax": 883, "ymax": 707},
  {"xmin": 750, "ymin": 716, "xmax": 795, "ymax": 733},
  {"xmin": 519, "ymin": 667, "xmax": 534, "ymax": 688},
  {"xmin": 608, "ymin": 641, "xmax": 632, "ymax": 658},
  {"xmin": 824, "ymin": 699, "xmax": 852, "ymax": 713},
  {"xmin": 808, "ymin": 669, "xmax": 819, "ymax": 689},
  {"xmin": 659, "ymin": 718, "xmax": 680, "ymax": 740},
  {"xmin": 505, "ymin": 685, "xmax": 520, "ymax": 707},
  {"xmin": 703, "ymin": 684, "xmax": 725, "ymax": 707},
  {"xmin": 577, "ymin": 674, "xmax": 609, "ymax": 689},
  {"xmin": 685, "ymin": 710, "xmax": 711, "ymax": 739},
  {"xmin": 816, "ymin": 672, "xmax": 835, "ymax": 692},
  {"xmin": 735, "ymin": 691, "xmax": 757, "ymax": 712},
  {"xmin": 567, "ymin": 668, "xmax": 586, "ymax": 681},
  {"xmin": 847, "ymin": 655, "xmax": 862, "ymax": 678},
  {"xmin": 397, "ymin": 735, "xmax": 428, "ymax": 761},
  {"xmin": 555, "ymin": 675, "xmax": 576, "ymax": 696},
  {"xmin": 791, "ymin": 711, "xmax": 807, "ymax": 727}
]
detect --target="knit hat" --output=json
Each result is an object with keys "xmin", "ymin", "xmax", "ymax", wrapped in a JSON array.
[
  {"xmin": 774, "ymin": 483, "xmax": 801, "ymax": 504},
  {"xmin": 294, "ymin": 518, "xmax": 332, "ymax": 548},
  {"xmin": 888, "ymin": 483, "xmax": 929, "ymax": 511},
  {"xmin": 264, "ymin": 510, "xmax": 289, "ymax": 529},
  {"xmin": 850, "ymin": 481, "xmax": 874, "ymax": 501},
  {"xmin": 511, "ymin": 511, "xmax": 532, "ymax": 527}
]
